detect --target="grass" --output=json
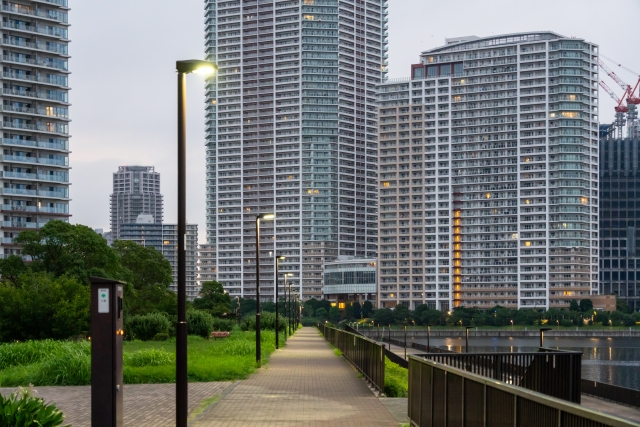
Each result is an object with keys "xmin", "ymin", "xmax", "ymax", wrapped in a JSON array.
[
  {"xmin": 384, "ymin": 357, "xmax": 408, "ymax": 398},
  {"xmin": 188, "ymin": 394, "xmax": 221, "ymax": 421},
  {"xmin": 0, "ymin": 328, "xmax": 287, "ymax": 387},
  {"xmin": 332, "ymin": 347, "xmax": 342, "ymax": 357}
]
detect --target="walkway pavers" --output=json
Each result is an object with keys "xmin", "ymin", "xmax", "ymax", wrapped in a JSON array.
[
  {"xmin": 192, "ymin": 327, "xmax": 400, "ymax": 427},
  {"xmin": 0, "ymin": 382, "xmax": 232, "ymax": 427}
]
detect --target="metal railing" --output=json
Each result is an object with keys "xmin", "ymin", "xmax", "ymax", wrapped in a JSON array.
[
  {"xmin": 419, "ymin": 349, "xmax": 582, "ymax": 403},
  {"xmin": 317, "ymin": 324, "xmax": 385, "ymax": 393},
  {"xmin": 582, "ymin": 380, "xmax": 640, "ymax": 409},
  {"xmin": 408, "ymin": 356, "xmax": 638, "ymax": 427}
]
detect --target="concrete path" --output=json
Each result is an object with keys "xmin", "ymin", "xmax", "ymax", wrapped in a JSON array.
[
  {"xmin": 192, "ymin": 327, "xmax": 400, "ymax": 427},
  {"xmin": 0, "ymin": 382, "xmax": 232, "ymax": 427}
]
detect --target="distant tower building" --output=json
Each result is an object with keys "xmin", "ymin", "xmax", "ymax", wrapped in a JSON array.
[
  {"xmin": 0, "ymin": 0, "xmax": 72, "ymax": 258},
  {"xmin": 110, "ymin": 166, "xmax": 163, "ymax": 240},
  {"xmin": 599, "ymin": 127, "xmax": 640, "ymax": 310},
  {"xmin": 120, "ymin": 214, "xmax": 199, "ymax": 298},
  {"xmin": 377, "ymin": 32, "xmax": 599, "ymax": 311},
  {"xmin": 204, "ymin": 0, "xmax": 388, "ymax": 301}
]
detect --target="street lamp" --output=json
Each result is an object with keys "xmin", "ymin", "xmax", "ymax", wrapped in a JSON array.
[
  {"xmin": 540, "ymin": 327, "xmax": 552, "ymax": 348},
  {"xmin": 255, "ymin": 212, "xmax": 275, "ymax": 365},
  {"xmin": 175, "ymin": 59, "xmax": 216, "ymax": 427},
  {"xmin": 427, "ymin": 324, "xmax": 432, "ymax": 352},
  {"xmin": 283, "ymin": 273, "xmax": 292, "ymax": 338},
  {"xmin": 510, "ymin": 319, "xmax": 514, "ymax": 331},
  {"xmin": 274, "ymin": 255, "xmax": 285, "ymax": 349},
  {"xmin": 465, "ymin": 326, "xmax": 473, "ymax": 353}
]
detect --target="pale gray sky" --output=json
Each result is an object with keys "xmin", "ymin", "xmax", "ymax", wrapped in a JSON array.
[{"xmin": 71, "ymin": 0, "xmax": 640, "ymax": 242}]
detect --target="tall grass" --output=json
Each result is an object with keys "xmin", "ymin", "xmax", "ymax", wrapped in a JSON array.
[
  {"xmin": 384, "ymin": 357, "xmax": 408, "ymax": 398},
  {"xmin": 0, "ymin": 328, "xmax": 285, "ymax": 387}
]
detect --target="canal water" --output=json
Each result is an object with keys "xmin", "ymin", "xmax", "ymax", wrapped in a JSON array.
[{"xmin": 411, "ymin": 336, "xmax": 640, "ymax": 390}]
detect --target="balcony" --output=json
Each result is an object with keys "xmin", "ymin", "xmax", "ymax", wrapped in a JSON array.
[
  {"xmin": 0, "ymin": 39, "xmax": 68, "ymax": 56},
  {"xmin": 1, "ymin": 205, "xmax": 68, "ymax": 215},
  {"xmin": 2, "ymin": 155, "xmax": 69, "ymax": 167},
  {"xmin": 1, "ymin": 138, "xmax": 68, "ymax": 151},
  {"xmin": 2, "ymin": 22, "xmax": 68, "ymax": 39},
  {"xmin": 2, "ymin": 5, "xmax": 68, "ymax": 24},
  {"xmin": 3, "ymin": 89, "xmax": 69, "ymax": 105},
  {"xmin": 2, "ymin": 55, "xmax": 68, "ymax": 72},
  {"xmin": 2, "ymin": 72, "xmax": 69, "ymax": 88},
  {"xmin": 1, "ymin": 121, "xmax": 68, "ymax": 136},
  {"xmin": 1, "ymin": 171, "xmax": 68, "ymax": 183}
]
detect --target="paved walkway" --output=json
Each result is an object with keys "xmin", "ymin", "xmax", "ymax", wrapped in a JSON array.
[
  {"xmin": 0, "ymin": 382, "xmax": 232, "ymax": 427},
  {"xmin": 192, "ymin": 327, "xmax": 399, "ymax": 427}
]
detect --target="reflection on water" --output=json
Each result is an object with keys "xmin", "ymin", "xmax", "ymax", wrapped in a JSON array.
[{"xmin": 411, "ymin": 336, "xmax": 640, "ymax": 389}]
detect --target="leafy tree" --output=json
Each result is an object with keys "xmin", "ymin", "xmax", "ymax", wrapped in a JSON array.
[
  {"xmin": 0, "ymin": 272, "xmax": 90, "ymax": 342},
  {"xmin": 346, "ymin": 302, "xmax": 361, "ymax": 320},
  {"xmin": 0, "ymin": 255, "xmax": 27, "ymax": 285},
  {"xmin": 616, "ymin": 297, "xmax": 633, "ymax": 314},
  {"xmin": 303, "ymin": 298, "xmax": 320, "ymax": 317},
  {"xmin": 373, "ymin": 308, "xmax": 395, "ymax": 327},
  {"xmin": 14, "ymin": 221, "xmax": 121, "ymax": 283},
  {"xmin": 261, "ymin": 301, "xmax": 276, "ymax": 313},
  {"xmin": 362, "ymin": 300, "xmax": 374, "ymax": 318},
  {"xmin": 569, "ymin": 300, "xmax": 579, "ymax": 311},
  {"xmin": 192, "ymin": 280, "xmax": 232, "ymax": 317},
  {"xmin": 315, "ymin": 307, "xmax": 328, "ymax": 320},
  {"xmin": 393, "ymin": 304, "xmax": 411, "ymax": 324},
  {"xmin": 328, "ymin": 306, "xmax": 341, "ymax": 323},
  {"xmin": 112, "ymin": 240, "xmax": 175, "ymax": 316},
  {"xmin": 579, "ymin": 299, "xmax": 593, "ymax": 313}
]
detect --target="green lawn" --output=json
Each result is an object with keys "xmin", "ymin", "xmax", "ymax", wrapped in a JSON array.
[{"xmin": 0, "ymin": 329, "xmax": 287, "ymax": 387}]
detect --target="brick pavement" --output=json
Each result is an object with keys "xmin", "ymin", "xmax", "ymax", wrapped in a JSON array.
[
  {"xmin": 0, "ymin": 382, "xmax": 231, "ymax": 427},
  {"xmin": 192, "ymin": 327, "xmax": 400, "ymax": 427}
]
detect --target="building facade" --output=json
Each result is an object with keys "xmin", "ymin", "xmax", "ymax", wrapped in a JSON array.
[
  {"xmin": 110, "ymin": 166, "xmax": 163, "ymax": 240},
  {"xmin": 120, "ymin": 217, "xmax": 199, "ymax": 298},
  {"xmin": 1, "ymin": 0, "xmax": 71, "ymax": 257},
  {"xmin": 197, "ymin": 244, "xmax": 216, "ymax": 292},
  {"xmin": 377, "ymin": 33, "xmax": 599, "ymax": 310},
  {"xmin": 204, "ymin": 0, "xmax": 387, "ymax": 300},
  {"xmin": 322, "ymin": 256, "xmax": 377, "ymax": 307},
  {"xmin": 599, "ymin": 131, "xmax": 640, "ymax": 310}
]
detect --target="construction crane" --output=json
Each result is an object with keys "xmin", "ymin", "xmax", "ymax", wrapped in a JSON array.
[
  {"xmin": 599, "ymin": 80, "xmax": 628, "ymax": 138},
  {"xmin": 598, "ymin": 58, "xmax": 640, "ymax": 138}
]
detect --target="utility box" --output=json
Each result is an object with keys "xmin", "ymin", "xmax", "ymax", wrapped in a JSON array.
[{"xmin": 90, "ymin": 277, "xmax": 125, "ymax": 427}]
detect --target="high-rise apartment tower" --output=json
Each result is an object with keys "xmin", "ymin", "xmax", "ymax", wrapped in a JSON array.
[
  {"xmin": 110, "ymin": 165, "xmax": 163, "ymax": 240},
  {"xmin": 204, "ymin": 0, "xmax": 387, "ymax": 300},
  {"xmin": 1, "ymin": 0, "xmax": 71, "ymax": 257},
  {"xmin": 377, "ymin": 33, "xmax": 599, "ymax": 310}
]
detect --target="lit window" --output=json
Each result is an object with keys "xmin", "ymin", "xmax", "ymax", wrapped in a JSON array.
[
  {"xmin": 569, "ymin": 94, "xmax": 576, "ymax": 101},
  {"xmin": 330, "ymin": 302, "xmax": 337, "ymax": 307},
  {"xmin": 338, "ymin": 303, "xmax": 345, "ymax": 309},
  {"xmin": 525, "ymin": 241, "xmax": 532, "ymax": 247},
  {"xmin": 163, "ymin": 240, "xmax": 170, "ymax": 245},
  {"xmin": 383, "ymin": 182, "xmax": 390, "ymax": 187},
  {"xmin": 303, "ymin": 14, "xmax": 315, "ymax": 20}
]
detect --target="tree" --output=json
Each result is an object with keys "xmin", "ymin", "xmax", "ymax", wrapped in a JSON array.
[
  {"xmin": 362, "ymin": 300, "xmax": 373, "ymax": 318},
  {"xmin": 393, "ymin": 304, "xmax": 411, "ymax": 324},
  {"xmin": 303, "ymin": 298, "xmax": 319, "ymax": 317},
  {"xmin": 346, "ymin": 302, "xmax": 361, "ymax": 320},
  {"xmin": 569, "ymin": 300, "xmax": 579, "ymax": 311},
  {"xmin": 328, "ymin": 306, "xmax": 341, "ymax": 323},
  {"xmin": 14, "ymin": 221, "xmax": 121, "ymax": 283},
  {"xmin": 192, "ymin": 280, "xmax": 232, "ymax": 317},
  {"xmin": 0, "ymin": 255, "xmax": 28, "ymax": 285},
  {"xmin": 616, "ymin": 297, "xmax": 633, "ymax": 314},
  {"xmin": 579, "ymin": 299, "xmax": 593, "ymax": 313},
  {"xmin": 112, "ymin": 240, "xmax": 175, "ymax": 316},
  {"xmin": 315, "ymin": 307, "xmax": 328, "ymax": 320},
  {"xmin": 373, "ymin": 308, "xmax": 395, "ymax": 327},
  {"xmin": 0, "ymin": 272, "xmax": 90, "ymax": 342}
]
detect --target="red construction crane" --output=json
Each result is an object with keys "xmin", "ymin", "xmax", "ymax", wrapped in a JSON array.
[
  {"xmin": 599, "ymin": 80, "xmax": 628, "ymax": 113},
  {"xmin": 599, "ymin": 58, "xmax": 640, "ymax": 106}
]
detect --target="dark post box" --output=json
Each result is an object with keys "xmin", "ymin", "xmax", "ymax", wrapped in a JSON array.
[{"xmin": 90, "ymin": 277, "xmax": 125, "ymax": 427}]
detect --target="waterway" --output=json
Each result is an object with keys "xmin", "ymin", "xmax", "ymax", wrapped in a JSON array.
[{"xmin": 411, "ymin": 336, "xmax": 640, "ymax": 390}]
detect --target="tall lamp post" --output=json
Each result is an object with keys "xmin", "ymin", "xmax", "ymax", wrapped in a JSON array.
[
  {"xmin": 175, "ymin": 59, "xmax": 217, "ymax": 427},
  {"xmin": 283, "ymin": 273, "xmax": 292, "ymax": 338},
  {"xmin": 465, "ymin": 326, "xmax": 473, "ymax": 353},
  {"xmin": 540, "ymin": 327, "xmax": 552, "ymax": 348},
  {"xmin": 275, "ymin": 255, "xmax": 285, "ymax": 349},
  {"xmin": 255, "ymin": 212, "xmax": 275, "ymax": 365}
]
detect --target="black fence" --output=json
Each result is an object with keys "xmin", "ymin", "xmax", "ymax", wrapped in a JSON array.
[
  {"xmin": 317, "ymin": 323, "xmax": 385, "ymax": 393},
  {"xmin": 419, "ymin": 350, "xmax": 582, "ymax": 403},
  {"xmin": 408, "ymin": 356, "xmax": 637, "ymax": 427},
  {"xmin": 582, "ymin": 380, "xmax": 640, "ymax": 409}
]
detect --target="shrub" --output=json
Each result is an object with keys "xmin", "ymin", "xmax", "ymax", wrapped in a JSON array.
[
  {"xmin": 0, "ymin": 387, "xmax": 69, "ymax": 427},
  {"xmin": 623, "ymin": 315, "xmax": 635, "ymax": 327},
  {"xmin": 240, "ymin": 312, "xmax": 286, "ymax": 332},
  {"xmin": 124, "ymin": 349, "xmax": 173, "ymax": 367},
  {"xmin": 153, "ymin": 333, "xmax": 169, "ymax": 341},
  {"xmin": 600, "ymin": 314, "xmax": 609, "ymax": 326},
  {"xmin": 127, "ymin": 313, "xmax": 171, "ymax": 341},
  {"xmin": 0, "ymin": 340, "xmax": 69, "ymax": 369},
  {"xmin": 187, "ymin": 310, "xmax": 214, "ymax": 338},
  {"xmin": 211, "ymin": 317, "xmax": 236, "ymax": 332},
  {"xmin": 384, "ymin": 357, "xmax": 408, "ymax": 398},
  {"xmin": 560, "ymin": 320, "xmax": 573, "ymax": 327}
]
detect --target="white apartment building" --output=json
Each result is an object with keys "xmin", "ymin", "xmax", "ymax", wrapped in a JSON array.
[
  {"xmin": 377, "ymin": 33, "xmax": 599, "ymax": 311},
  {"xmin": 204, "ymin": 0, "xmax": 387, "ymax": 300},
  {"xmin": 1, "ymin": 0, "xmax": 71, "ymax": 257},
  {"xmin": 110, "ymin": 165, "xmax": 163, "ymax": 240}
]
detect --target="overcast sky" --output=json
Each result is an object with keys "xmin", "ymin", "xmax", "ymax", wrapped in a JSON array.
[{"xmin": 71, "ymin": 0, "xmax": 640, "ymax": 242}]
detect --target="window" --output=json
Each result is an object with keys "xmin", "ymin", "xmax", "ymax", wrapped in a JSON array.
[
  {"xmin": 427, "ymin": 66, "xmax": 438, "ymax": 77},
  {"xmin": 440, "ymin": 64, "xmax": 451, "ymax": 76}
]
